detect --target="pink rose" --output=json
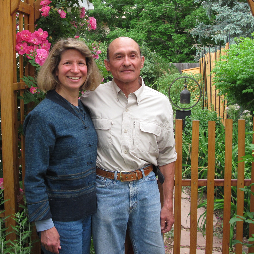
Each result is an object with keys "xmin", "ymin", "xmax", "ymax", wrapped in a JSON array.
[
  {"xmin": 58, "ymin": 9, "xmax": 66, "ymax": 18},
  {"xmin": 36, "ymin": 28, "xmax": 49, "ymax": 41},
  {"xmin": 88, "ymin": 17, "xmax": 96, "ymax": 30},
  {"xmin": 29, "ymin": 33, "xmax": 42, "ymax": 45},
  {"xmin": 74, "ymin": 36, "xmax": 79, "ymax": 39},
  {"xmin": 15, "ymin": 42, "xmax": 29, "ymax": 55},
  {"xmin": 19, "ymin": 30, "xmax": 32, "ymax": 42},
  {"xmin": 0, "ymin": 178, "xmax": 3, "ymax": 189},
  {"xmin": 80, "ymin": 7, "xmax": 86, "ymax": 18},
  {"xmin": 30, "ymin": 87, "xmax": 37, "ymax": 94},
  {"xmin": 35, "ymin": 48, "xmax": 48, "ymax": 66},
  {"xmin": 40, "ymin": 0, "xmax": 51, "ymax": 6},
  {"xmin": 40, "ymin": 6, "xmax": 50, "ymax": 17},
  {"xmin": 41, "ymin": 41, "xmax": 51, "ymax": 51}
]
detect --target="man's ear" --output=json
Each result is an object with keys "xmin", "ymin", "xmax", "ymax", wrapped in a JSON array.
[
  {"xmin": 141, "ymin": 56, "xmax": 145, "ymax": 69},
  {"xmin": 104, "ymin": 59, "xmax": 111, "ymax": 71}
]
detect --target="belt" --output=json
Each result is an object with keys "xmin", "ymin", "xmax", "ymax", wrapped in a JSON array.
[{"xmin": 96, "ymin": 165, "xmax": 153, "ymax": 182}]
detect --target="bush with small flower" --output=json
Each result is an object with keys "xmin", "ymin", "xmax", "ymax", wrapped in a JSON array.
[
  {"xmin": 16, "ymin": 28, "xmax": 51, "ymax": 104},
  {"xmin": 36, "ymin": 0, "xmax": 97, "ymax": 45},
  {"xmin": 16, "ymin": 0, "xmax": 105, "ymax": 106}
]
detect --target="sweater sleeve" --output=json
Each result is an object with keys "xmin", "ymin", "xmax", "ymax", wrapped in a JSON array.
[{"xmin": 23, "ymin": 110, "xmax": 56, "ymax": 222}]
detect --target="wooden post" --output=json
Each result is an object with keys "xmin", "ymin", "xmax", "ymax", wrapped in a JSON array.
[{"xmin": 0, "ymin": 0, "xmax": 18, "ymax": 242}]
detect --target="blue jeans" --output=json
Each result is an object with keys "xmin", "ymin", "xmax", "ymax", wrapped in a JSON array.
[
  {"xmin": 92, "ymin": 170, "xmax": 165, "ymax": 254},
  {"xmin": 41, "ymin": 216, "xmax": 92, "ymax": 254}
]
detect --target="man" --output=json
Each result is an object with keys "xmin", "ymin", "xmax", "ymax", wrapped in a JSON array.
[{"xmin": 81, "ymin": 37, "xmax": 177, "ymax": 254}]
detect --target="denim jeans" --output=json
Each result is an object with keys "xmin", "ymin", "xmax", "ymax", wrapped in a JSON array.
[
  {"xmin": 41, "ymin": 216, "xmax": 92, "ymax": 254},
  {"xmin": 92, "ymin": 170, "xmax": 165, "ymax": 254}
]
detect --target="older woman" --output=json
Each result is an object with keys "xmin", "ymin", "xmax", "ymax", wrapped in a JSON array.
[{"xmin": 24, "ymin": 38, "xmax": 102, "ymax": 254}]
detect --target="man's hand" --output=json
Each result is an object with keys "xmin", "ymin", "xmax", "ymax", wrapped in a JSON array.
[
  {"xmin": 41, "ymin": 227, "xmax": 61, "ymax": 254},
  {"xmin": 159, "ymin": 162, "xmax": 175, "ymax": 234},
  {"xmin": 160, "ymin": 205, "xmax": 174, "ymax": 233}
]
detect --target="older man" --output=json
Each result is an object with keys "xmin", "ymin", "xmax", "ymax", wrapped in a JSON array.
[{"xmin": 81, "ymin": 37, "xmax": 177, "ymax": 254}]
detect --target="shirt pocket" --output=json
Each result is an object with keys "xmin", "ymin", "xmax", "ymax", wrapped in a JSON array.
[
  {"xmin": 92, "ymin": 118, "xmax": 112, "ymax": 148},
  {"xmin": 132, "ymin": 121, "xmax": 161, "ymax": 154}
]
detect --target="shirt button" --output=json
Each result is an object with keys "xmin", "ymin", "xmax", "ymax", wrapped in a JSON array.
[
  {"xmin": 124, "ymin": 129, "xmax": 127, "ymax": 133},
  {"xmin": 124, "ymin": 150, "xmax": 128, "ymax": 154}
]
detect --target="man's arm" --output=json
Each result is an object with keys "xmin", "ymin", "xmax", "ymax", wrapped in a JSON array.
[{"xmin": 159, "ymin": 161, "xmax": 175, "ymax": 233}]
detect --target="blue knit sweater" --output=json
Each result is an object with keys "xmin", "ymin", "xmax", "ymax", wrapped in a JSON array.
[{"xmin": 24, "ymin": 90, "xmax": 98, "ymax": 222}]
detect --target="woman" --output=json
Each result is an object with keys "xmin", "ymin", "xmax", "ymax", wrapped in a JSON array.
[{"xmin": 24, "ymin": 38, "xmax": 102, "ymax": 254}]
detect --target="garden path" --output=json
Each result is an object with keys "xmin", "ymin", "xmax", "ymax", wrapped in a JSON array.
[{"xmin": 164, "ymin": 189, "xmax": 223, "ymax": 254}]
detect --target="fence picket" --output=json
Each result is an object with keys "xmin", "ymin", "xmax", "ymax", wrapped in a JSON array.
[
  {"xmin": 249, "ymin": 118, "xmax": 254, "ymax": 253},
  {"xmin": 235, "ymin": 120, "xmax": 246, "ymax": 253},
  {"xmin": 190, "ymin": 121, "xmax": 200, "ymax": 254},
  {"xmin": 174, "ymin": 119, "xmax": 183, "ymax": 254},
  {"xmin": 205, "ymin": 121, "xmax": 216, "ymax": 253},
  {"xmin": 222, "ymin": 119, "xmax": 233, "ymax": 254}
]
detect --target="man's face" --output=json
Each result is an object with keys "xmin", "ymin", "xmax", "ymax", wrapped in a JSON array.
[{"xmin": 104, "ymin": 37, "xmax": 145, "ymax": 86}]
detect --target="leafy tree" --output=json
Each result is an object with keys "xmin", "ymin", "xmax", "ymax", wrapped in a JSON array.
[
  {"xmin": 191, "ymin": 0, "xmax": 254, "ymax": 45},
  {"xmin": 88, "ymin": 0, "xmax": 209, "ymax": 62},
  {"xmin": 212, "ymin": 34, "xmax": 254, "ymax": 114}
]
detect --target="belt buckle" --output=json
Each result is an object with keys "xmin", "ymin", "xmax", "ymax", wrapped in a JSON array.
[{"xmin": 136, "ymin": 171, "xmax": 139, "ymax": 180}]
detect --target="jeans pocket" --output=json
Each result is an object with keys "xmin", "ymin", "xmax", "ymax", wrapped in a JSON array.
[{"xmin": 96, "ymin": 175, "xmax": 115, "ymax": 188}]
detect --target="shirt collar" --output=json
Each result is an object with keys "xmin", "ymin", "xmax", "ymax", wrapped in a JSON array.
[{"xmin": 112, "ymin": 77, "xmax": 145, "ymax": 105}]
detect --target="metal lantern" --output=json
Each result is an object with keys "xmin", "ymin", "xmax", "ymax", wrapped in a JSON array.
[
  {"xmin": 168, "ymin": 76, "xmax": 202, "ymax": 129},
  {"xmin": 180, "ymin": 84, "xmax": 190, "ymax": 104}
]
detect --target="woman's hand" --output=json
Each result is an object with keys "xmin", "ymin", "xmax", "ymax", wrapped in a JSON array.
[{"xmin": 41, "ymin": 227, "xmax": 61, "ymax": 254}]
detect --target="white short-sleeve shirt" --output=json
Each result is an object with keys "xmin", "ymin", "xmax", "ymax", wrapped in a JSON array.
[{"xmin": 81, "ymin": 78, "xmax": 177, "ymax": 172}]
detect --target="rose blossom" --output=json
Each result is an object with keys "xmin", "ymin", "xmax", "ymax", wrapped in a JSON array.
[
  {"xmin": 40, "ymin": 0, "xmax": 51, "ymax": 6},
  {"xmin": 88, "ymin": 17, "xmax": 96, "ymax": 30},
  {"xmin": 40, "ymin": 6, "xmax": 50, "ymax": 17},
  {"xmin": 30, "ymin": 87, "xmax": 37, "ymax": 94},
  {"xmin": 35, "ymin": 48, "xmax": 48, "ymax": 66},
  {"xmin": 15, "ymin": 42, "xmax": 29, "ymax": 55},
  {"xmin": 58, "ymin": 9, "xmax": 66, "ymax": 18},
  {"xmin": 80, "ymin": 7, "xmax": 86, "ymax": 18}
]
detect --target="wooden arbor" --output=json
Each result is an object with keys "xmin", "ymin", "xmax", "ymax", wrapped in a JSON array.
[{"xmin": 0, "ymin": 0, "xmax": 40, "ymax": 243}]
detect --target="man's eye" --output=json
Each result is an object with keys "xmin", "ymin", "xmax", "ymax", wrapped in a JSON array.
[
  {"xmin": 130, "ymin": 54, "xmax": 137, "ymax": 58},
  {"xmin": 115, "ymin": 55, "xmax": 123, "ymax": 59}
]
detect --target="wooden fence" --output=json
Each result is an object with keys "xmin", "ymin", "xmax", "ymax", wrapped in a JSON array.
[
  {"xmin": 199, "ymin": 44, "xmax": 229, "ymax": 122},
  {"xmin": 0, "ymin": 0, "xmax": 40, "ymax": 248},
  {"xmin": 173, "ymin": 118, "xmax": 254, "ymax": 254}
]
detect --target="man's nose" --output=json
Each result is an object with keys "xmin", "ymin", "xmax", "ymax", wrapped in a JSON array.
[{"xmin": 123, "ymin": 56, "xmax": 131, "ymax": 66}]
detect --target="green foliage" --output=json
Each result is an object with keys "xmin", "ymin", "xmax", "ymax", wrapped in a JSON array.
[
  {"xmin": 230, "ymin": 183, "xmax": 254, "ymax": 250},
  {"xmin": 191, "ymin": 1, "xmax": 254, "ymax": 45},
  {"xmin": 212, "ymin": 34, "xmax": 254, "ymax": 114},
  {"xmin": 36, "ymin": 0, "xmax": 91, "ymax": 45},
  {"xmin": 89, "ymin": 0, "xmax": 206, "ymax": 62}
]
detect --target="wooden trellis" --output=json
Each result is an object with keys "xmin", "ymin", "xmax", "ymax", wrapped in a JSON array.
[{"xmin": 0, "ymin": 0, "xmax": 40, "ymax": 249}]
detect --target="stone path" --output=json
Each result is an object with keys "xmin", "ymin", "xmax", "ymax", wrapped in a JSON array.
[{"xmin": 164, "ymin": 190, "xmax": 223, "ymax": 253}]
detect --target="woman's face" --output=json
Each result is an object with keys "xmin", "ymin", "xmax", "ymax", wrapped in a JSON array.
[{"xmin": 56, "ymin": 49, "xmax": 87, "ymax": 92}]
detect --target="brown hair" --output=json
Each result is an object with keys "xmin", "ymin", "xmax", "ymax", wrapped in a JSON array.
[{"xmin": 37, "ymin": 38, "xmax": 102, "ymax": 92}]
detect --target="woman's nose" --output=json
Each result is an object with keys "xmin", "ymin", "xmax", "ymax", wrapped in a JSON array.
[{"xmin": 71, "ymin": 63, "xmax": 79, "ymax": 72}]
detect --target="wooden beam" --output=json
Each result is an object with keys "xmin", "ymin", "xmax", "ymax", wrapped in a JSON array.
[
  {"xmin": 34, "ymin": 0, "xmax": 41, "ymax": 21},
  {"xmin": 11, "ymin": 0, "xmax": 19, "ymax": 14},
  {"xmin": 18, "ymin": 2, "xmax": 32, "ymax": 15},
  {"xmin": 0, "ymin": 0, "xmax": 18, "ymax": 242},
  {"xmin": 248, "ymin": 0, "xmax": 254, "ymax": 16}
]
